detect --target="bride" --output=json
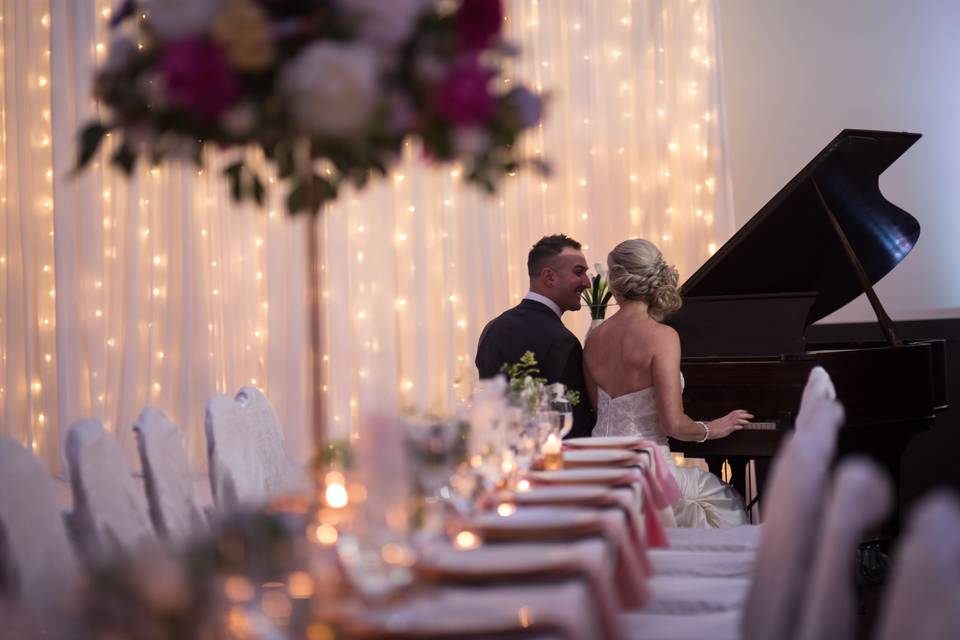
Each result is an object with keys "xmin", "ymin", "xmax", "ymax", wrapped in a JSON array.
[{"xmin": 583, "ymin": 239, "xmax": 751, "ymax": 528}]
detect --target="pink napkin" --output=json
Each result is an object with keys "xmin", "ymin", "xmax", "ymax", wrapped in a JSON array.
[
  {"xmin": 635, "ymin": 476, "xmax": 671, "ymax": 548},
  {"xmin": 612, "ymin": 484, "xmax": 659, "ymax": 578},
  {"xmin": 342, "ymin": 581, "xmax": 609, "ymax": 639},
  {"xmin": 595, "ymin": 507, "xmax": 650, "ymax": 609},
  {"xmin": 608, "ymin": 477, "xmax": 669, "ymax": 550},
  {"xmin": 416, "ymin": 539, "xmax": 625, "ymax": 640},
  {"xmin": 636, "ymin": 443, "xmax": 682, "ymax": 508}
]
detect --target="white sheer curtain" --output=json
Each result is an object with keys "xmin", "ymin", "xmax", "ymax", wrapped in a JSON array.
[
  {"xmin": 320, "ymin": 0, "xmax": 736, "ymax": 439},
  {"xmin": 0, "ymin": 0, "xmax": 310, "ymax": 475},
  {"xmin": 0, "ymin": 0, "xmax": 733, "ymax": 470}
]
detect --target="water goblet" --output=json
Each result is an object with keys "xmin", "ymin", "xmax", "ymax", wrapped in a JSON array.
[{"xmin": 549, "ymin": 397, "xmax": 575, "ymax": 438}]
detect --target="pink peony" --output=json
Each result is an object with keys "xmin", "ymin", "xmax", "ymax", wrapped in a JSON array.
[
  {"xmin": 434, "ymin": 58, "xmax": 495, "ymax": 126},
  {"xmin": 457, "ymin": 0, "xmax": 502, "ymax": 51},
  {"xmin": 159, "ymin": 39, "xmax": 242, "ymax": 121}
]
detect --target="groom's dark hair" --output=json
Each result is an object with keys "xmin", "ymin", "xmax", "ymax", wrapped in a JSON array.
[{"xmin": 528, "ymin": 234, "xmax": 582, "ymax": 276}]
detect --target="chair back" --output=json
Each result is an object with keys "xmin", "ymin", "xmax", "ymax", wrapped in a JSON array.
[
  {"xmin": 874, "ymin": 492, "xmax": 960, "ymax": 640},
  {"xmin": 741, "ymin": 385, "xmax": 845, "ymax": 640},
  {"xmin": 0, "ymin": 437, "xmax": 83, "ymax": 630},
  {"xmin": 134, "ymin": 407, "xmax": 207, "ymax": 545},
  {"xmin": 205, "ymin": 386, "xmax": 296, "ymax": 510},
  {"xmin": 65, "ymin": 419, "xmax": 154, "ymax": 564},
  {"xmin": 796, "ymin": 458, "xmax": 893, "ymax": 640}
]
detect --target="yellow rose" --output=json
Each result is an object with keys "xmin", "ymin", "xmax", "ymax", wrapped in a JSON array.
[{"xmin": 212, "ymin": 0, "xmax": 275, "ymax": 72}]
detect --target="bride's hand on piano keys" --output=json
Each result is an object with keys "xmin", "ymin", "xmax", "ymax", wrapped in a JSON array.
[{"xmin": 710, "ymin": 410, "xmax": 754, "ymax": 438}]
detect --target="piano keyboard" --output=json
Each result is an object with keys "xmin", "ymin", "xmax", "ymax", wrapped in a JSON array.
[{"xmin": 742, "ymin": 421, "xmax": 778, "ymax": 431}]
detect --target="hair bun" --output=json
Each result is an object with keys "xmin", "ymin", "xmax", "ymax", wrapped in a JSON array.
[{"xmin": 607, "ymin": 239, "xmax": 682, "ymax": 320}]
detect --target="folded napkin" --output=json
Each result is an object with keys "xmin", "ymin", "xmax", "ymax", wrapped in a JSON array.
[
  {"xmin": 649, "ymin": 549, "xmax": 755, "ymax": 578},
  {"xmin": 492, "ymin": 485, "xmax": 654, "ymax": 576},
  {"xmin": 340, "ymin": 581, "xmax": 607, "ymax": 639},
  {"xmin": 642, "ymin": 575, "xmax": 750, "ymax": 614},
  {"xmin": 664, "ymin": 524, "xmax": 761, "ymax": 552},
  {"xmin": 634, "ymin": 443, "xmax": 682, "ymax": 509},
  {"xmin": 620, "ymin": 608, "xmax": 741, "ymax": 640},
  {"xmin": 416, "ymin": 539, "xmax": 623, "ymax": 640},
  {"xmin": 473, "ymin": 506, "xmax": 648, "ymax": 610}
]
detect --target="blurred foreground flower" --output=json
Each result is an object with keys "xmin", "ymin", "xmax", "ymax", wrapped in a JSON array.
[{"xmin": 77, "ymin": 0, "xmax": 549, "ymax": 213}]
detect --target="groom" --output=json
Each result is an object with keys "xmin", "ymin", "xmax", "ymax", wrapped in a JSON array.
[{"xmin": 475, "ymin": 234, "xmax": 596, "ymax": 438}]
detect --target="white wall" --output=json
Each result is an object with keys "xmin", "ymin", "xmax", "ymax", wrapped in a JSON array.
[{"xmin": 717, "ymin": 0, "xmax": 960, "ymax": 322}]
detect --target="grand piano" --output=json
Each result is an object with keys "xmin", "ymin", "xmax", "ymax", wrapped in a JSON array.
[{"xmin": 667, "ymin": 129, "xmax": 948, "ymax": 508}]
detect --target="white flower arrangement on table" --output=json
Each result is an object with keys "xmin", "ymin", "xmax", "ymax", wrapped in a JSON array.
[
  {"xmin": 581, "ymin": 262, "xmax": 615, "ymax": 321},
  {"xmin": 77, "ymin": 0, "xmax": 549, "ymax": 214}
]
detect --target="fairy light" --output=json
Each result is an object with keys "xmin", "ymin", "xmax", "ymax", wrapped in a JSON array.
[{"xmin": 0, "ymin": 1, "xmax": 730, "ymax": 460}]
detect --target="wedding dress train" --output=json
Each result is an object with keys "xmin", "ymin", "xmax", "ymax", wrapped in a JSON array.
[{"xmin": 594, "ymin": 381, "xmax": 748, "ymax": 528}]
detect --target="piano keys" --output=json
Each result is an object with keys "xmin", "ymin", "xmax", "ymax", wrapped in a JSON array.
[{"xmin": 665, "ymin": 129, "xmax": 949, "ymax": 515}]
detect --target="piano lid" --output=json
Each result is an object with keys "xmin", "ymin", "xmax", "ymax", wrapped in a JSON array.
[{"xmin": 681, "ymin": 129, "xmax": 922, "ymax": 326}]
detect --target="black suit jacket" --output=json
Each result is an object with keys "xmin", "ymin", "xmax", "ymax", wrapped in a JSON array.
[{"xmin": 475, "ymin": 299, "xmax": 595, "ymax": 438}]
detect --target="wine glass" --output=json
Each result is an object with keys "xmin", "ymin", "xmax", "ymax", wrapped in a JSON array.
[
  {"xmin": 404, "ymin": 416, "xmax": 468, "ymax": 542},
  {"xmin": 404, "ymin": 417, "xmax": 467, "ymax": 498},
  {"xmin": 535, "ymin": 410, "xmax": 563, "ymax": 445},
  {"xmin": 336, "ymin": 481, "xmax": 417, "ymax": 603},
  {"xmin": 549, "ymin": 397, "xmax": 574, "ymax": 438},
  {"xmin": 336, "ymin": 528, "xmax": 416, "ymax": 603}
]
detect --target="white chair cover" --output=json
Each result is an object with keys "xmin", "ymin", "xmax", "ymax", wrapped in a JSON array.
[
  {"xmin": 796, "ymin": 458, "xmax": 892, "ymax": 640},
  {"xmin": 621, "ymin": 609, "xmax": 741, "ymax": 640},
  {"xmin": 624, "ymin": 387, "xmax": 847, "ymax": 639},
  {"xmin": 624, "ymin": 369, "xmax": 846, "ymax": 638},
  {"xmin": 663, "ymin": 524, "xmax": 761, "ymax": 552},
  {"xmin": 134, "ymin": 407, "xmax": 207, "ymax": 545},
  {"xmin": 794, "ymin": 366, "xmax": 836, "ymax": 433},
  {"xmin": 874, "ymin": 492, "xmax": 960, "ymax": 640},
  {"xmin": 739, "ymin": 395, "xmax": 845, "ymax": 640},
  {"xmin": 643, "ymin": 575, "xmax": 750, "ymax": 614},
  {"xmin": 664, "ymin": 365, "xmax": 838, "ymax": 553},
  {"xmin": 0, "ymin": 437, "xmax": 83, "ymax": 631},
  {"xmin": 65, "ymin": 419, "xmax": 154, "ymax": 564},
  {"xmin": 205, "ymin": 386, "xmax": 300, "ymax": 511},
  {"xmin": 649, "ymin": 549, "xmax": 754, "ymax": 578}
]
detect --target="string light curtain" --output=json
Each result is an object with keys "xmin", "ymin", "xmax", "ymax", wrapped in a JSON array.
[
  {"xmin": 320, "ymin": 0, "xmax": 735, "ymax": 439},
  {"xmin": 0, "ymin": 0, "xmax": 310, "ymax": 474},
  {"xmin": 0, "ymin": 0, "xmax": 733, "ymax": 469}
]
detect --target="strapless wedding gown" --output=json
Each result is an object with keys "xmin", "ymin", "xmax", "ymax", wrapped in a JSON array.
[{"xmin": 594, "ymin": 380, "xmax": 748, "ymax": 528}]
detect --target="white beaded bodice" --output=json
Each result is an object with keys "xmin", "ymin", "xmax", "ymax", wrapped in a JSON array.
[
  {"xmin": 593, "ymin": 387, "xmax": 667, "ymax": 445},
  {"xmin": 592, "ymin": 374, "xmax": 683, "ymax": 447}
]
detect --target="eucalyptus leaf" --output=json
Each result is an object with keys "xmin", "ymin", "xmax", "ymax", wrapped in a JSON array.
[
  {"xmin": 76, "ymin": 122, "xmax": 109, "ymax": 171},
  {"xmin": 111, "ymin": 142, "xmax": 136, "ymax": 175}
]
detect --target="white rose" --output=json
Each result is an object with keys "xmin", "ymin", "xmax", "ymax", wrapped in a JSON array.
[
  {"xmin": 221, "ymin": 102, "xmax": 258, "ymax": 137},
  {"xmin": 339, "ymin": 0, "xmax": 431, "ymax": 51},
  {"xmin": 146, "ymin": 0, "xmax": 221, "ymax": 40},
  {"xmin": 452, "ymin": 127, "xmax": 490, "ymax": 157},
  {"xmin": 281, "ymin": 43, "xmax": 379, "ymax": 137}
]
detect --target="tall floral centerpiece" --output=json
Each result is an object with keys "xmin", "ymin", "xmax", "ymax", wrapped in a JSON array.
[
  {"xmin": 77, "ymin": 0, "xmax": 548, "ymax": 449},
  {"xmin": 80, "ymin": 0, "xmax": 547, "ymax": 207}
]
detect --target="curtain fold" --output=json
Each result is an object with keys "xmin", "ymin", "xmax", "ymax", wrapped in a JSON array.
[{"xmin": 0, "ymin": 0, "xmax": 733, "ymax": 471}]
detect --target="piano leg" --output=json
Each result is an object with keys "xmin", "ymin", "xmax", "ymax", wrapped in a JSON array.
[
  {"xmin": 705, "ymin": 455, "xmax": 772, "ymax": 523},
  {"xmin": 705, "ymin": 455, "xmax": 749, "ymax": 496}
]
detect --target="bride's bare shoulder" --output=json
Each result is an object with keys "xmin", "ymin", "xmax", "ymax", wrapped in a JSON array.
[
  {"xmin": 648, "ymin": 322, "xmax": 679, "ymax": 348},
  {"xmin": 583, "ymin": 319, "xmax": 612, "ymax": 351}
]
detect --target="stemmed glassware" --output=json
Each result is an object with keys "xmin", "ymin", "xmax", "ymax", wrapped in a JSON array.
[
  {"xmin": 542, "ymin": 384, "xmax": 574, "ymax": 438},
  {"xmin": 550, "ymin": 398, "xmax": 574, "ymax": 438}
]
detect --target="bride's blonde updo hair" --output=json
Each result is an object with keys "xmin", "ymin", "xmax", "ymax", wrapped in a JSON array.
[{"xmin": 607, "ymin": 239, "xmax": 682, "ymax": 320}]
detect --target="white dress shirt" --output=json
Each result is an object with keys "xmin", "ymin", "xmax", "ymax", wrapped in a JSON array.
[{"xmin": 524, "ymin": 291, "xmax": 563, "ymax": 318}]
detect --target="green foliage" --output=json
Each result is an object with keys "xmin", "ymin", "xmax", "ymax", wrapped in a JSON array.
[
  {"xmin": 581, "ymin": 272, "xmax": 615, "ymax": 320},
  {"xmin": 500, "ymin": 351, "xmax": 579, "ymax": 407}
]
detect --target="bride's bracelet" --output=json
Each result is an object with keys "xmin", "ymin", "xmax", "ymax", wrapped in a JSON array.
[{"xmin": 695, "ymin": 420, "xmax": 710, "ymax": 443}]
